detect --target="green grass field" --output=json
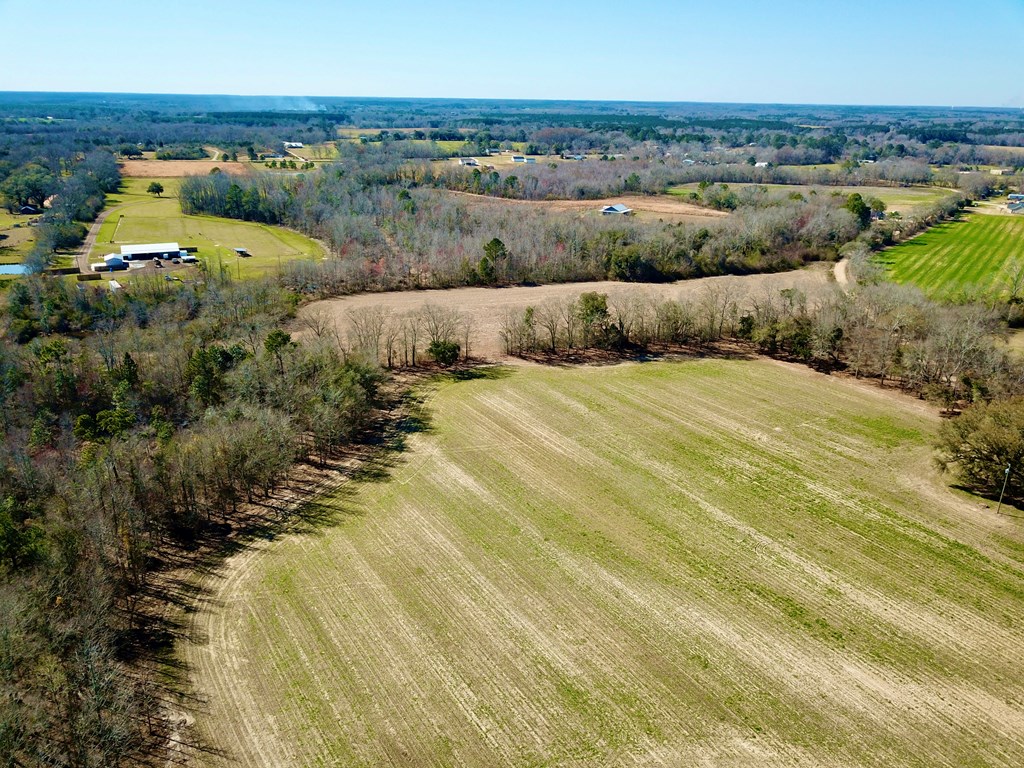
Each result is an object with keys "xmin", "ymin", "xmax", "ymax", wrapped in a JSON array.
[
  {"xmin": 185, "ymin": 359, "xmax": 1024, "ymax": 767},
  {"xmin": 878, "ymin": 212, "xmax": 1024, "ymax": 299},
  {"xmin": 0, "ymin": 209, "xmax": 39, "ymax": 264},
  {"xmin": 668, "ymin": 183, "xmax": 955, "ymax": 215},
  {"xmin": 91, "ymin": 178, "xmax": 325, "ymax": 280}
]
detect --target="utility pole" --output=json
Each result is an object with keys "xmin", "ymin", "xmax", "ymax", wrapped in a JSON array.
[{"xmin": 996, "ymin": 462, "xmax": 1011, "ymax": 515}]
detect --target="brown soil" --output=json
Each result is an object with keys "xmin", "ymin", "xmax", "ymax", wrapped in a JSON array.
[
  {"xmin": 296, "ymin": 265, "xmax": 836, "ymax": 360},
  {"xmin": 119, "ymin": 160, "xmax": 251, "ymax": 178},
  {"xmin": 446, "ymin": 191, "xmax": 729, "ymax": 222}
]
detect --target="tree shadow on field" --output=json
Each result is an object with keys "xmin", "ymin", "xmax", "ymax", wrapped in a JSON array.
[
  {"xmin": 132, "ymin": 381, "xmax": 436, "ymax": 765},
  {"xmin": 948, "ymin": 482, "xmax": 1024, "ymax": 518}
]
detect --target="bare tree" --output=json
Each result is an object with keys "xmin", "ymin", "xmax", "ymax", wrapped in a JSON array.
[
  {"xmin": 348, "ymin": 306, "xmax": 389, "ymax": 362},
  {"xmin": 535, "ymin": 299, "xmax": 562, "ymax": 352}
]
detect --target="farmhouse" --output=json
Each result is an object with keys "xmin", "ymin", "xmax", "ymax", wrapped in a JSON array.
[
  {"xmin": 18, "ymin": 205, "xmax": 40, "ymax": 215},
  {"xmin": 601, "ymin": 204, "xmax": 633, "ymax": 215},
  {"xmin": 754, "ymin": 161, "xmax": 769, "ymax": 168},
  {"xmin": 458, "ymin": 158, "xmax": 480, "ymax": 166},
  {"xmin": 120, "ymin": 242, "xmax": 182, "ymax": 260},
  {"xmin": 283, "ymin": 141, "xmax": 304, "ymax": 149},
  {"xmin": 561, "ymin": 153, "xmax": 586, "ymax": 161}
]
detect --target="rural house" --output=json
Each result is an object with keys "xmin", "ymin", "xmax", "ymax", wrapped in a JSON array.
[{"xmin": 601, "ymin": 204, "xmax": 633, "ymax": 215}]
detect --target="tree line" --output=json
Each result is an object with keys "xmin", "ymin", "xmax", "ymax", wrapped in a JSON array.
[{"xmin": 0, "ymin": 276, "xmax": 387, "ymax": 765}]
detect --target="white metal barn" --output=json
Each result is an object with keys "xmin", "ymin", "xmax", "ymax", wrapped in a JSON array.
[{"xmin": 120, "ymin": 242, "xmax": 181, "ymax": 260}]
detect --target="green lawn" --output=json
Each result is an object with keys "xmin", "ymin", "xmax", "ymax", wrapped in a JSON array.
[
  {"xmin": 0, "ymin": 209, "xmax": 39, "ymax": 264},
  {"xmin": 91, "ymin": 177, "xmax": 325, "ymax": 280},
  {"xmin": 877, "ymin": 212, "xmax": 1024, "ymax": 299},
  {"xmin": 186, "ymin": 359, "xmax": 1024, "ymax": 767}
]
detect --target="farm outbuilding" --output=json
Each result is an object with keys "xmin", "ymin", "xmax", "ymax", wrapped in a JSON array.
[
  {"xmin": 601, "ymin": 204, "xmax": 633, "ymax": 215},
  {"xmin": 120, "ymin": 242, "xmax": 181, "ymax": 260},
  {"xmin": 91, "ymin": 254, "xmax": 127, "ymax": 272},
  {"xmin": 1009, "ymin": 194, "xmax": 1024, "ymax": 201},
  {"xmin": 1009, "ymin": 202, "xmax": 1024, "ymax": 214},
  {"xmin": 458, "ymin": 158, "xmax": 480, "ymax": 166}
]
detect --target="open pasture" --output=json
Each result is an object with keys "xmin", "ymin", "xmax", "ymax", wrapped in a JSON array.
[
  {"xmin": 185, "ymin": 359, "xmax": 1024, "ymax": 767},
  {"xmin": 668, "ymin": 183, "xmax": 955, "ymax": 215},
  {"xmin": 90, "ymin": 178, "xmax": 324, "ymax": 280},
  {"xmin": 878, "ymin": 210, "xmax": 1024, "ymax": 299}
]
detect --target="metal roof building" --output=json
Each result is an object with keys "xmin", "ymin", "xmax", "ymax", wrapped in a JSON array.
[{"xmin": 119, "ymin": 242, "xmax": 181, "ymax": 259}]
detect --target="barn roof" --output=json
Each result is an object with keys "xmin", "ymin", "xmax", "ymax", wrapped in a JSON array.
[{"xmin": 120, "ymin": 242, "xmax": 180, "ymax": 255}]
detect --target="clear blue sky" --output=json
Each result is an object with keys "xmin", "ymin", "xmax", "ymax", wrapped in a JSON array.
[{"xmin": 3, "ymin": 0, "xmax": 1023, "ymax": 107}]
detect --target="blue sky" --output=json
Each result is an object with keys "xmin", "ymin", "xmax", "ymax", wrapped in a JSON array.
[{"xmin": 2, "ymin": 0, "xmax": 1022, "ymax": 107}]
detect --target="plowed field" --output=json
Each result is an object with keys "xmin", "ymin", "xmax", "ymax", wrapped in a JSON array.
[{"xmin": 183, "ymin": 359, "xmax": 1024, "ymax": 766}]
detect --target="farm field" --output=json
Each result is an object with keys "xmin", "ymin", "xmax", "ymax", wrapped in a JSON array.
[
  {"xmin": 878, "ymin": 209, "xmax": 1024, "ymax": 299},
  {"xmin": 90, "ymin": 178, "xmax": 324, "ymax": 280},
  {"xmin": 668, "ymin": 183, "xmax": 956, "ymax": 215},
  {"xmin": 445, "ymin": 189, "xmax": 730, "ymax": 224},
  {"xmin": 298, "ymin": 264, "xmax": 833, "ymax": 359},
  {"xmin": 118, "ymin": 159, "xmax": 249, "ymax": 177},
  {"xmin": 184, "ymin": 358, "xmax": 1024, "ymax": 767}
]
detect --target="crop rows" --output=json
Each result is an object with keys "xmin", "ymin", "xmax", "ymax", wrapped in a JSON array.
[
  {"xmin": 185, "ymin": 360, "xmax": 1024, "ymax": 767},
  {"xmin": 881, "ymin": 212, "xmax": 1024, "ymax": 298}
]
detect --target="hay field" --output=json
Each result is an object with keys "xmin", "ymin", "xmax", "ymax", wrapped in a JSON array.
[
  {"xmin": 878, "ymin": 210, "xmax": 1024, "ymax": 299},
  {"xmin": 184, "ymin": 359, "xmax": 1024, "ymax": 767}
]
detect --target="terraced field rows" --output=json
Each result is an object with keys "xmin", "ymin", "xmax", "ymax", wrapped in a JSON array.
[
  {"xmin": 880, "ymin": 212, "xmax": 1024, "ymax": 298},
  {"xmin": 185, "ymin": 360, "xmax": 1024, "ymax": 767}
]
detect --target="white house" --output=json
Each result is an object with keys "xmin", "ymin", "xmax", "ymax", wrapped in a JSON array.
[
  {"xmin": 601, "ymin": 204, "xmax": 633, "ymax": 215},
  {"xmin": 283, "ymin": 141, "xmax": 304, "ymax": 149},
  {"xmin": 458, "ymin": 158, "xmax": 480, "ymax": 166}
]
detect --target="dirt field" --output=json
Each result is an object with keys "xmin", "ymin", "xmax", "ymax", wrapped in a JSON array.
[
  {"xmin": 182, "ymin": 358, "xmax": 1024, "ymax": 767},
  {"xmin": 118, "ymin": 160, "xmax": 251, "ymax": 178},
  {"xmin": 297, "ymin": 266, "xmax": 835, "ymax": 359},
  {"xmin": 447, "ymin": 191, "xmax": 729, "ymax": 223}
]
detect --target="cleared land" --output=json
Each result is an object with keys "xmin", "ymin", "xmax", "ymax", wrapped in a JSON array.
[
  {"xmin": 878, "ymin": 209, "xmax": 1024, "ymax": 299},
  {"xmin": 89, "ymin": 178, "xmax": 324, "ymax": 280},
  {"xmin": 118, "ymin": 159, "xmax": 249, "ymax": 177},
  {"xmin": 446, "ymin": 190, "xmax": 730, "ymax": 224},
  {"xmin": 184, "ymin": 359, "xmax": 1024, "ymax": 767},
  {"xmin": 668, "ymin": 183, "xmax": 955, "ymax": 216},
  {"xmin": 298, "ymin": 265, "xmax": 834, "ymax": 359}
]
